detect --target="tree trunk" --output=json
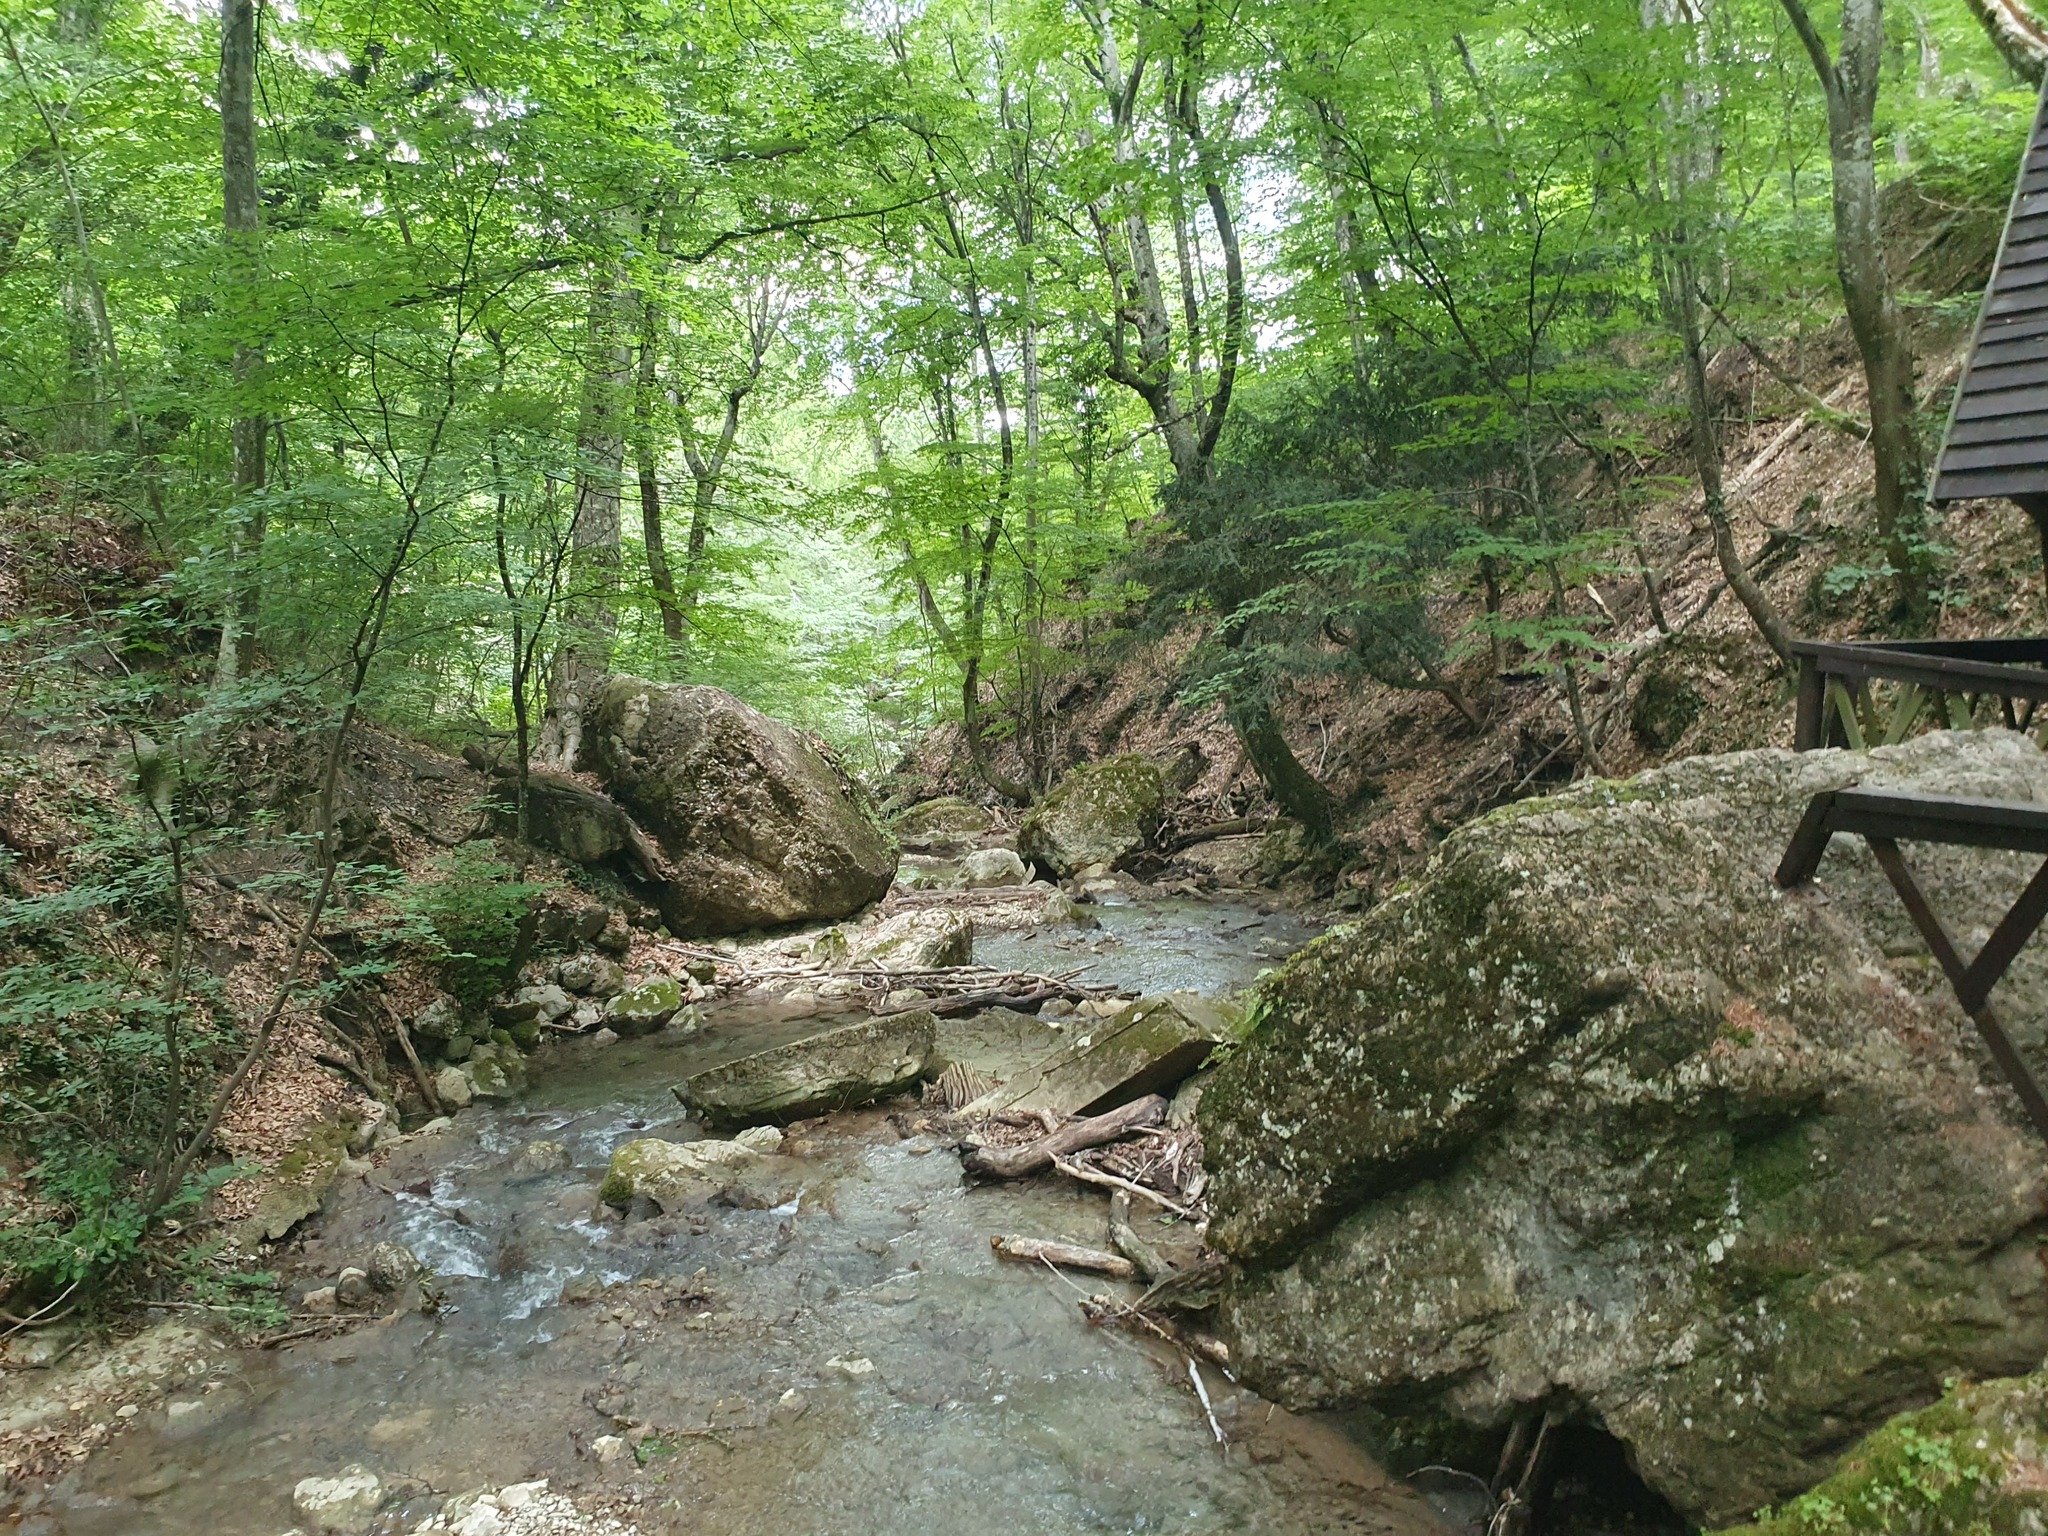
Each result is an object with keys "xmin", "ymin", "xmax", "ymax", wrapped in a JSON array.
[
  {"xmin": 1781, "ymin": 0, "xmax": 1930, "ymax": 625},
  {"xmin": 1962, "ymin": 0, "xmax": 2048, "ymax": 82},
  {"xmin": 540, "ymin": 273, "xmax": 630, "ymax": 768},
  {"xmin": 215, "ymin": 0, "xmax": 264, "ymax": 689},
  {"xmin": 1227, "ymin": 691, "xmax": 1334, "ymax": 848},
  {"xmin": 1670, "ymin": 251, "xmax": 1796, "ymax": 669},
  {"xmin": 633, "ymin": 296, "xmax": 686, "ymax": 650},
  {"xmin": 1088, "ymin": 5, "xmax": 1206, "ymax": 486}
]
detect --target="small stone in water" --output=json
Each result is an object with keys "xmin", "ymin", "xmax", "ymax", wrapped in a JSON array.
[
  {"xmin": 826, "ymin": 1355, "xmax": 875, "ymax": 1376},
  {"xmin": 591, "ymin": 1027, "xmax": 619, "ymax": 1047}
]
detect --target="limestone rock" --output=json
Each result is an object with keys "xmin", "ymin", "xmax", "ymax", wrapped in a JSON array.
[
  {"xmin": 960, "ymin": 847, "xmax": 1029, "ymax": 889},
  {"xmin": 892, "ymin": 795, "xmax": 993, "ymax": 852},
  {"xmin": 366, "ymin": 1241, "xmax": 420, "ymax": 1293},
  {"xmin": 556, "ymin": 954, "xmax": 626, "ymax": 997},
  {"xmin": 410, "ymin": 996, "xmax": 463, "ymax": 1045},
  {"xmin": 433, "ymin": 1066, "xmax": 473, "ymax": 1110},
  {"xmin": 579, "ymin": 677, "xmax": 897, "ymax": 935},
  {"xmin": 1202, "ymin": 732, "xmax": 2048, "ymax": 1524},
  {"xmin": 605, "ymin": 978, "xmax": 683, "ymax": 1036},
  {"xmin": 1017, "ymin": 755, "xmax": 1166, "ymax": 877},
  {"xmin": 292, "ymin": 1466, "xmax": 382, "ymax": 1534},
  {"xmin": 846, "ymin": 908, "xmax": 973, "ymax": 971},
  {"xmin": 989, "ymin": 992, "xmax": 1237, "ymax": 1117},
  {"xmin": 493, "ymin": 984, "xmax": 572, "ymax": 1028},
  {"xmin": 677, "ymin": 1011, "xmax": 937, "ymax": 1127},
  {"xmin": 509, "ymin": 1139, "xmax": 569, "ymax": 1177},
  {"xmin": 462, "ymin": 1041, "xmax": 525, "ymax": 1099},
  {"xmin": 599, "ymin": 1135, "xmax": 772, "ymax": 1209},
  {"xmin": 230, "ymin": 1120, "xmax": 352, "ymax": 1248}
]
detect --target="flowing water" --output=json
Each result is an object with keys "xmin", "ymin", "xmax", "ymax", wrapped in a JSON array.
[{"xmin": 34, "ymin": 896, "xmax": 1442, "ymax": 1536}]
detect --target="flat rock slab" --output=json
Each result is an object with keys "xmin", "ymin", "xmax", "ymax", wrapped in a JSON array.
[
  {"xmin": 989, "ymin": 992, "xmax": 1238, "ymax": 1117},
  {"xmin": 678, "ymin": 1010, "xmax": 938, "ymax": 1127}
]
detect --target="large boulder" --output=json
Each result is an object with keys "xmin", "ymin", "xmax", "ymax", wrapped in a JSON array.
[
  {"xmin": 1017, "ymin": 754, "xmax": 1166, "ymax": 877},
  {"xmin": 579, "ymin": 678, "xmax": 896, "ymax": 935},
  {"xmin": 677, "ymin": 1010, "xmax": 937, "ymax": 1127},
  {"xmin": 1202, "ymin": 732, "xmax": 2048, "ymax": 1525}
]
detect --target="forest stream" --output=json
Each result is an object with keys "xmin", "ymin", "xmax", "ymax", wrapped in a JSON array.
[{"xmin": 31, "ymin": 897, "xmax": 1455, "ymax": 1536}]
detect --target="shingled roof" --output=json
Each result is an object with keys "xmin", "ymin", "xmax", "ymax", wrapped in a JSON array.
[{"xmin": 1932, "ymin": 83, "xmax": 2048, "ymax": 514}]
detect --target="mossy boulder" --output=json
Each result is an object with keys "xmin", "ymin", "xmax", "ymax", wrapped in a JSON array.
[
  {"xmin": 1203, "ymin": 731, "xmax": 2048, "ymax": 1525},
  {"xmin": 229, "ymin": 1119, "xmax": 354, "ymax": 1248},
  {"xmin": 1717, "ymin": 1371, "xmax": 2048, "ymax": 1536},
  {"xmin": 605, "ymin": 977, "xmax": 683, "ymax": 1036},
  {"xmin": 1017, "ymin": 754, "xmax": 1167, "ymax": 877},
  {"xmin": 579, "ymin": 677, "xmax": 897, "ymax": 935},
  {"xmin": 892, "ymin": 795, "xmax": 993, "ymax": 852}
]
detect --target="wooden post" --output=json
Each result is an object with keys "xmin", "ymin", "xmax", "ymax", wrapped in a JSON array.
[{"xmin": 1794, "ymin": 650, "xmax": 1823, "ymax": 750}]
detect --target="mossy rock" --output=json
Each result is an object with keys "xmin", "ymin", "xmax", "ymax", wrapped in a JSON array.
[
  {"xmin": 1717, "ymin": 1371, "xmax": 2048, "ymax": 1536},
  {"xmin": 1204, "ymin": 731, "xmax": 2048, "ymax": 1525},
  {"xmin": 1017, "ymin": 754, "xmax": 1167, "ymax": 877},
  {"xmin": 1630, "ymin": 666, "xmax": 1707, "ymax": 751},
  {"xmin": 606, "ymin": 977, "xmax": 683, "ymax": 1036}
]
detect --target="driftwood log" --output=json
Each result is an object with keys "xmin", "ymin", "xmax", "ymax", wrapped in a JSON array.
[
  {"xmin": 990, "ymin": 1235, "xmax": 1135, "ymax": 1279},
  {"xmin": 963, "ymin": 1095, "xmax": 1167, "ymax": 1179}
]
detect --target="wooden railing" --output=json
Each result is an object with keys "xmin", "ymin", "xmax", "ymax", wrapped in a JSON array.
[{"xmin": 1792, "ymin": 637, "xmax": 2048, "ymax": 751}]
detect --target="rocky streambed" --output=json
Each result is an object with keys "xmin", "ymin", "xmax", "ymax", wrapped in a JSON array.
[{"xmin": 13, "ymin": 895, "xmax": 1451, "ymax": 1536}]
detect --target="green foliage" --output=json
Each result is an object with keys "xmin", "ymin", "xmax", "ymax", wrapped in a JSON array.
[
  {"xmin": 1725, "ymin": 1379, "xmax": 2027, "ymax": 1536},
  {"xmin": 400, "ymin": 847, "xmax": 541, "ymax": 1010}
]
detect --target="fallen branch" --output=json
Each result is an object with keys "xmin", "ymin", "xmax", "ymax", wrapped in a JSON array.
[
  {"xmin": 964, "ymin": 1095, "xmax": 1167, "ymax": 1179},
  {"xmin": 990, "ymin": 1235, "xmax": 1134, "ymax": 1279},
  {"xmin": 1162, "ymin": 817, "xmax": 1269, "ymax": 853},
  {"xmin": 1051, "ymin": 1156, "xmax": 1196, "ymax": 1218},
  {"xmin": 1108, "ymin": 1189, "xmax": 1175, "ymax": 1284}
]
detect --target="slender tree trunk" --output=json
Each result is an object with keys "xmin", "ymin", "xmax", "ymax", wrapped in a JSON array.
[
  {"xmin": 634, "ymin": 296, "xmax": 686, "ymax": 650},
  {"xmin": 540, "ymin": 272, "xmax": 630, "ymax": 768},
  {"xmin": 215, "ymin": 0, "xmax": 264, "ymax": 688},
  {"xmin": 1669, "ymin": 250, "xmax": 1796, "ymax": 669},
  {"xmin": 1088, "ymin": 5, "xmax": 1206, "ymax": 486},
  {"xmin": 1781, "ymin": 0, "xmax": 1930, "ymax": 625}
]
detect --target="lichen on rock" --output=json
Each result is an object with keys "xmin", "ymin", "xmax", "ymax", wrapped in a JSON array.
[
  {"xmin": 1202, "ymin": 731, "xmax": 2048, "ymax": 1524},
  {"xmin": 1017, "ymin": 754, "xmax": 1167, "ymax": 877}
]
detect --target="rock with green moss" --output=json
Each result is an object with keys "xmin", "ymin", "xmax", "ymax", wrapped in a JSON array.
[
  {"xmin": 1717, "ymin": 1371, "xmax": 2048, "ymax": 1535},
  {"xmin": 605, "ymin": 977, "xmax": 684, "ymax": 1036},
  {"xmin": 1017, "ymin": 755, "xmax": 1167, "ymax": 877},
  {"xmin": 230, "ymin": 1119, "xmax": 354, "ymax": 1248},
  {"xmin": 845, "ymin": 908, "xmax": 973, "ymax": 971},
  {"xmin": 1202, "ymin": 731, "xmax": 2048, "ymax": 1525},
  {"xmin": 599, "ymin": 1135, "xmax": 778, "ymax": 1209},
  {"xmin": 462, "ymin": 1040, "xmax": 526, "ymax": 1099}
]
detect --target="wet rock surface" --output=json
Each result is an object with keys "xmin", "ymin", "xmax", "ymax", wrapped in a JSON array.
[
  {"xmin": 579, "ymin": 678, "xmax": 896, "ymax": 935},
  {"xmin": 676, "ymin": 1010, "xmax": 938, "ymax": 1127},
  {"xmin": 1205, "ymin": 731, "xmax": 2048, "ymax": 1524}
]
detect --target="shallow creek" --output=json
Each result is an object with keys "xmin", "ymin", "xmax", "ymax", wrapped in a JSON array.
[{"xmin": 45, "ymin": 897, "xmax": 1445, "ymax": 1536}]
